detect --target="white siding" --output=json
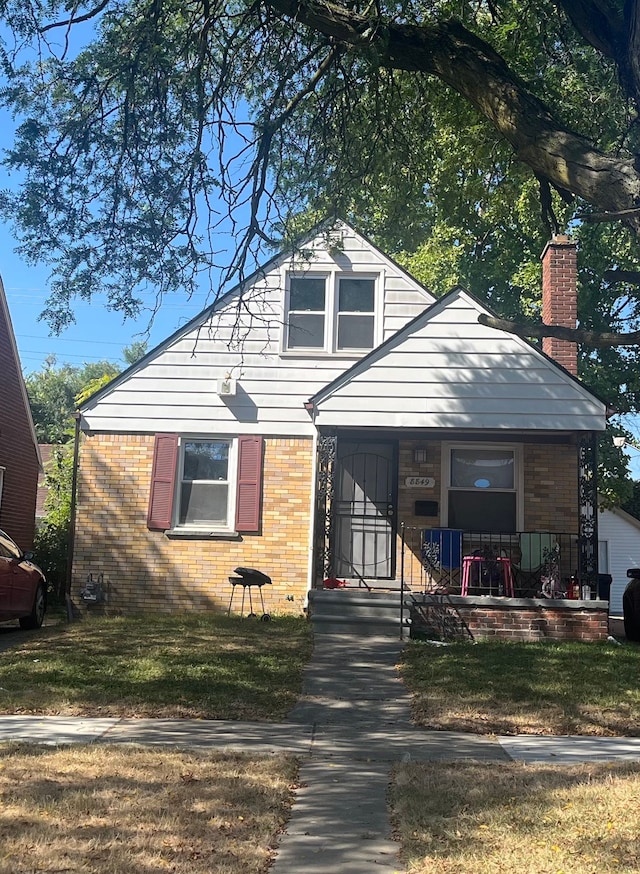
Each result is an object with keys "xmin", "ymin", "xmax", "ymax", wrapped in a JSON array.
[
  {"xmin": 81, "ymin": 223, "xmax": 433, "ymax": 434},
  {"xmin": 312, "ymin": 290, "xmax": 607, "ymax": 432},
  {"xmin": 598, "ymin": 508, "xmax": 640, "ymax": 616}
]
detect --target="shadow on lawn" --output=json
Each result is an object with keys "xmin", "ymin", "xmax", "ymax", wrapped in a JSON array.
[
  {"xmin": 401, "ymin": 638, "xmax": 640, "ymax": 736},
  {"xmin": 392, "ymin": 759, "xmax": 640, "ymax": 872}
]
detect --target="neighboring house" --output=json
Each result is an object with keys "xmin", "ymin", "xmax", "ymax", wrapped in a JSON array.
[
  {"xmin": 75, "ymin": 222, "xmax": 609, "ymax": 633},
  {"xmin": 598, "ymin": 504, "xmax": 640, "ymax": 617},
  {"xmin": 0, "ymin": 276, "xmax": 41, "ymax": 550}
]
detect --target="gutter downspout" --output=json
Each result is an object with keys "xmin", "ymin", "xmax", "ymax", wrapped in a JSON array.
[{"xmin": 65, "ymin": 410, "xmax": 81, "ymax": 622}]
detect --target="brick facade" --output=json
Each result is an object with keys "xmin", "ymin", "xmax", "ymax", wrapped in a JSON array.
[{"xmin": 73, "ymin": 433, "xmax": 313, "ymax": 615}]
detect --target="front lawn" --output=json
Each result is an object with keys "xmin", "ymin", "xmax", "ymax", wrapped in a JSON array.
[
  {"xmin": 0, "ymin": 614, "xmax": 312, "ymax": 720},
  {"xmin": 401, "ymin": 638, "xmax": 640, "ymax": 735},
  {"xmin": 391, "ymin": 759, "xmax": 640, "ymax": 874},
  {"xmin": 0, "ymin": 743, "xmax": 297, "ymax": 874}
]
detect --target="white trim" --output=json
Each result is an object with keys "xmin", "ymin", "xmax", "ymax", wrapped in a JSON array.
[
  {"xmin": 440, "ymin": 441, "xmax": 523, "ymax": 530},
  {"xmin": 281, "ymin": 267, "xmax": 382, "ymax": 355},
  {"xmin": 305, "ymin": 430, "xmax": 319, "ymax": 605},
  {"xmin": 173, "ymin": 436, "xmax": 238, "ymax": 534}
]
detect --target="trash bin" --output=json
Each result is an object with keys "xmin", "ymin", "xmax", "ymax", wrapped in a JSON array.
[
  {"xmin": 598, "ymin": 573, "xmax": 612, "ymax": 601},
  {"xmin": 623, "ymin": 568, "xmax": 640, "ymax": 642}
]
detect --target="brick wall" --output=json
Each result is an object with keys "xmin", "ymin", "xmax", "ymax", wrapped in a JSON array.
[
  {"xmin": 541, "ymin": 236, "xmax": 578, "ymax": 375},
  {"xmin": 412, "ymin": 596, "xmax": 608, "ymax": 642},
  {"xmin": 522, "ymin": 443, "xmax": 578, "ymax": 531},
  {"xmin": 73, "ymin": 433, "xmax": 313, "ymax": 615}
]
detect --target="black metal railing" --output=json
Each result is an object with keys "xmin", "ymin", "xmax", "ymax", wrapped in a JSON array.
[{"xmin": 400, "ymin": 525, "xmax": 581, "ymax": 599}]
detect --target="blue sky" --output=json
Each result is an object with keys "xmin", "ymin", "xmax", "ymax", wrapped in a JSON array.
[{"xmin": 4, "ymin": 248, "xmax": 212, "ymax": 374}]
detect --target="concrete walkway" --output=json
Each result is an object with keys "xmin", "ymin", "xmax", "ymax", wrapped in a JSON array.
[{"xmin": 2, "ymin": 634, "xmax": 640, "ymax": 872}]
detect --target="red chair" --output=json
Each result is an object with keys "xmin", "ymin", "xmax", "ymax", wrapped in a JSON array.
[{"xmin": 461, "ymin": 554, "xmax": 514, "ymax": 596}]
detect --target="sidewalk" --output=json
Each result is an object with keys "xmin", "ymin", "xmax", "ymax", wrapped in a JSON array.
[{"xmin": 2, "ymin": 634, "xmax": 640, "ymax": 873}]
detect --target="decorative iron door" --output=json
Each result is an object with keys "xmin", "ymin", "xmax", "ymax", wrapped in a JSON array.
[{"xmin": 334, "ymin": 441, "xmax": 397, "ymax": 580}]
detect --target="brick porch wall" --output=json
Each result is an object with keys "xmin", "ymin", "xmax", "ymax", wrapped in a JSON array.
[
  {"xmin": 412, "ymin": 596, "xmax": 608, "ymax": 642},
  {"xmin": 73, "ymin": 433, "xmax": 313, "ymax": 615}
]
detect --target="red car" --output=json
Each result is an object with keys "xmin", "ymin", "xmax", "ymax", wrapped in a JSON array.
[{"xmin": 0, "ymin": 528, "xmax": 47, "ymax": 628}]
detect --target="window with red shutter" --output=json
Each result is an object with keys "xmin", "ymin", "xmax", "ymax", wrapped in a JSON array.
[
  {"xmin": 149, "ymin": 434, "xmax": 263, "ymax": 535},
  {"xmin": 235, "ymin": 436, "xmax": 264, "ymax": 533},
  {"xmin": 147, "ymin": 434, "xmax": 179, "ymax": 530}
]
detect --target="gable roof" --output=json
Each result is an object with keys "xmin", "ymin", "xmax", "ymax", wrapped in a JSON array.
[
  {"xmin": 0, "ymin": 277, "xmax": 41, "ymax": 468},
  {"xmin": 80, "ymin": 218, "xmax": 435, "ymax": 412},
  {"xmin": 308, "ymin": 286, "xmax": 608, "ymax": 432}
]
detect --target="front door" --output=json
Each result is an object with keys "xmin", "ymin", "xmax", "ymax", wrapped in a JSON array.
[{"xmin": 334, "ymin": 441, "xmax": 397, "ymax": 580}]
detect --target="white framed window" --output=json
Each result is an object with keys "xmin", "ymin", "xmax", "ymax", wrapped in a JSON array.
[
  {"xmin": 336, "ymin": 276, "xmax": 375, "ymax": 350},
  {"xmin": 177, "ymin": 438, "xmax": 237, "ymax": 530},
  {"xmin": 286, "ymin": 275, "xmax": 327, "ymax": 350},
  {"xmin": 442, "ymin": 443, "xmax": 522, "ymax": 533},
  {"xmin": 284, "ymin": 272, "xmax": 378, "ymax": 353}
]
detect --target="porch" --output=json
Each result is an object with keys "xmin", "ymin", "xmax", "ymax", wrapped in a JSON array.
[
  {"xmin": 400, "ymin": 527, "xmax": 596, "ymax": 600},
  {"xmin": 309, "ymin": 431, "xmax": 606, "ymax": 641},
  {"xmin": 309, "ymin": 526, "xmax": 610, "ymax": 642}
]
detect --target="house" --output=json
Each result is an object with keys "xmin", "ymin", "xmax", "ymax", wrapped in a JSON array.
[
  {"xmin": 0, "ymin": 276, "xmax": 41, "ymax": 550},
  {"xmin": 74, "ymin": 222, "xmax": 610, "ymax": 639},
  {"xmin": 598, "ymin": 504, "xmax": 640, "ymax": 618}
]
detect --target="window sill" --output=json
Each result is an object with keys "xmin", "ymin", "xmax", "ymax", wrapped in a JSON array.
[
  {"xmin": 279, "ymin": 350, "xmax": 368, "ymax": 359},
  {"xmin": 166, "ymin": 528, "xmax": 241, "ymax": 540}
]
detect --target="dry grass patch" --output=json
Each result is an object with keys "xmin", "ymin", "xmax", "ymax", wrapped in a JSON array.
[
  {"xmin": 0, "ymin": 743, "xmax": 297, "ymax": 874},
  {"xmin": 0, "ymin": 614, "xmax": 312, "ymax": 720},
  {"xmin": 401, "ymin": 638, "xmax": 640, "ymax": 735},
  {"xmin": 391, "ymin": 760, "xmax": 640, "ymax": 874}
]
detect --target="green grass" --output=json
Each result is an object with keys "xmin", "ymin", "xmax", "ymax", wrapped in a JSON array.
[
  {"xmin": 0, "ymin": 614, "xmax": 313, "ymax": 720},
  {"xmin": 401, "ymin": 638, "xmax": 640, "ymax": 736}
]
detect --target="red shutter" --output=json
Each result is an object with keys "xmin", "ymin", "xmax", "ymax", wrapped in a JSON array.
[
  {"xmin": 235, "ymin": 436, "xmax": 264, "ymax": 533},
  {"xmin": 147, "ymin": 434, "xmax": 179, "ymax": 530}
]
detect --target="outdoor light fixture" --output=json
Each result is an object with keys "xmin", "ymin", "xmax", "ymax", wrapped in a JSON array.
[
  {"xmin": 613, "ymin": 436, "xmax": 627, "ymax": 448},
  {"xmin": 217, "ymin": 374, "xmax": 237, "ymax": 397},
  {"xmin": 413, "ymin": 447, "xmax": 428, "ymax": 463}
]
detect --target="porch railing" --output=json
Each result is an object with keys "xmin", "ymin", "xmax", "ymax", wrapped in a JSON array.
[{"xmin": 400, "ymin": 525, "xmax": 583, "ymax": 599}]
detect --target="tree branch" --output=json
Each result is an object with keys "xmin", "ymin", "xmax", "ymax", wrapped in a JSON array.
[
  {"xmin": 581, "ymin": 206, "xmax": 640, "ymax": 222},
  {"xmin": 555, "ymin": 0, "xmax": 640, "ymax": 112},
  {"xmin": 478, "ymin": 312, "xmax": 640, "ymax": 347},
  {"xmin": 264, "ymin": 1, "xmax": 640, "ymax": 228},
  {"xmin": 39, "ymin": 0, "xmax": 111, "ymax": 34},
  {"xmin": 554, "ymin": 0, "xmax": 624, "ymax": 60},
  {"xmin": 603, "ymin": 268, "xmax": 640, "ymax": 284}
]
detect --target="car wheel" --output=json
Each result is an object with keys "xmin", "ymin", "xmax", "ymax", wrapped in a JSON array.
[{"xmin": 19, "ymin": 583, "xmax": 46, "ymax": 630}]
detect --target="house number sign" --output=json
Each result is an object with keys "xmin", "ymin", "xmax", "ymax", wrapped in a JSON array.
[{"xmin": 405, "ymin": 476, "xmax": 435, "ymax": 488}]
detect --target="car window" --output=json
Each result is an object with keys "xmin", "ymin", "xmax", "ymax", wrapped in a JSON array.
[{"xmin": 0, "ymin": 531, "xmax": 21, "ymax": 560}]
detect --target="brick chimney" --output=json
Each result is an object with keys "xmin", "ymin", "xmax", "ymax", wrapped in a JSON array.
[{"xmin": 541, "ymin": 235, "xmax": 578, "ymax": 375}]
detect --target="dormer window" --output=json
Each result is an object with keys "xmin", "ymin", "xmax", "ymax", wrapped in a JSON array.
[
  {"xmin": 284, "ymin": 272, "xmax": 378, "ymax": 353},
  {"xmin": 287, "ymin": 276, "xmax": 326, "ymax": 349},
  {"xmin": 337, "ymin": 277, "xmax": 375, "ymax": 350}
]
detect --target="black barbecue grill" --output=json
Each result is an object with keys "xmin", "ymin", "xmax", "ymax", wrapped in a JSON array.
[{"xmin": 227, "ymin": 567, "xmax": 272, "ymax": 620}]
